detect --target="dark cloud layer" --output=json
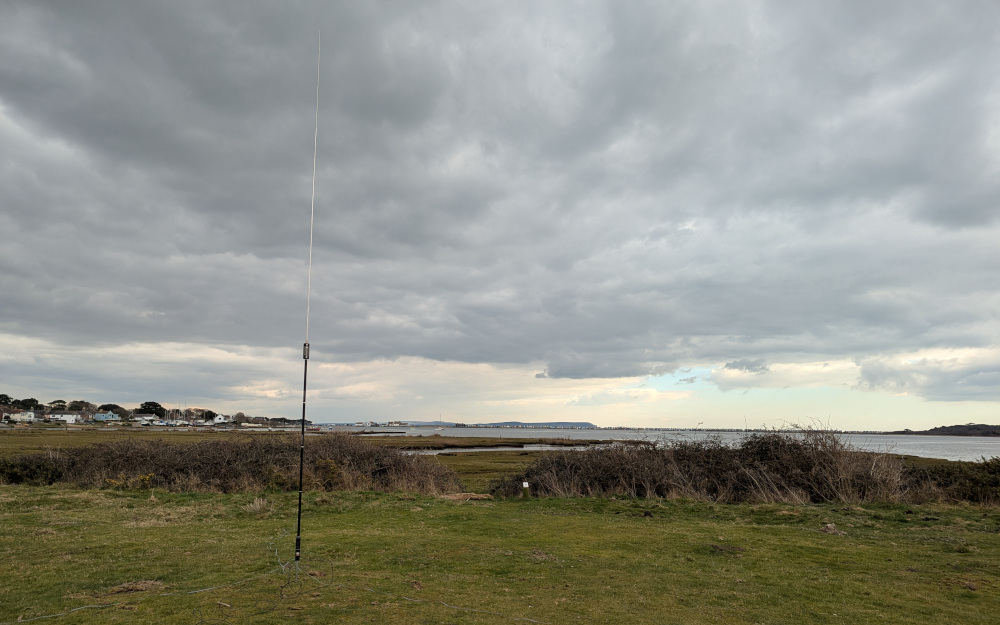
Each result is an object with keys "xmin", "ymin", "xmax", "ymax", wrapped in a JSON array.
[{"xmin": 2, "ymin": 1, "xmax": 998, "ymax": 404}]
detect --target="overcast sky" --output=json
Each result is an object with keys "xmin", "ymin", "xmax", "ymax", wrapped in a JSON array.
[{"xmin": 2, "ymin": 1, "xmax": 998, "ymax": 429}]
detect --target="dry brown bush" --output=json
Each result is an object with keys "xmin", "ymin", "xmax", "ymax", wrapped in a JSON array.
[
  {"xmin": 491, "ymin": 430, "xmax": 920, "ymax": 504},
  {"xmin": 0, "ymin": 433, "xmax": 461, "ymax": 495}
]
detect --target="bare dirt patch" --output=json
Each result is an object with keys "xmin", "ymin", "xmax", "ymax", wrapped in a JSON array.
[
  {"xmin": 105, "ymin": 580, "xmax": 163, "ymax": 595},
  {"xmin": 439, "ymin": 492, "xmax": 493, "ymax": 501}
]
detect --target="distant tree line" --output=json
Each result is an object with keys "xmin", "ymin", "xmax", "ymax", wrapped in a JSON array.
[
  {"xmin": 0, "ymin": 394, "xmax": 44, "ymax": 410},
  {"xmin": 1, "ymin": 394, "xmax": 226, "ymax": 423}
]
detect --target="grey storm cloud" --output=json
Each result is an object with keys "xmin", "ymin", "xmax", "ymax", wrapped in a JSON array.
[
  {"xmin": 724, "ymin": 359, "xmax": 770, "ymax": 375},
  {"xmin": 857, "ymin": 355, "xmax": 1000, "ymax": 402},
  {"xmin": 1, "ymin": 1, "xmax": 999, "ymax": 402}
]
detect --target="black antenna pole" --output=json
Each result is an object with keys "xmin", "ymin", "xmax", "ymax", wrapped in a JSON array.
[
  {"xmin": 295, "ymin": 31, "xmax": 321, "ymax": 565},
  {"xmin": 295, "ymin": 340, "xmax": 309, "ymax": 562}
]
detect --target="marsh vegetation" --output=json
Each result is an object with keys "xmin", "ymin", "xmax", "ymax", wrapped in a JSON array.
[
  {"xmin": 492, "ymin": 431, "xmax": 1000, "ymax": 505},
  {"xmin": 2, "ymin": 429, "xmax": 1000, "ymax": 623},
  {"xmin": 2, "ymin": 429, "xmax": 999, "ymax": 505},
  {"xmin": 0, "ymin": 433, "xmax": 459, "ymax": 494}
]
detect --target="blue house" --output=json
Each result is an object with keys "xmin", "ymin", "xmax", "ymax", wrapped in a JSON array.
[{"xmin": 93, "ymin": 411, "xmax": 121, "ymax": 422}]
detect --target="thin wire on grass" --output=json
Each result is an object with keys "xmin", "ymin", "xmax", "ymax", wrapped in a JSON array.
[
  {"xmin": 0, "ymin": 603, "xmax": 116, "ymax": 624},
  {"xmin": 191, "ymin": 565, "xmax": 306, "ymax": 624}
]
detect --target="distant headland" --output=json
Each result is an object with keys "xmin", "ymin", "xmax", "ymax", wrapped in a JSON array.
[
  {"xmin": 889, "ymin": 424, "xmax": 1000, "ymax": 437},
  {"xmin": 336, "ymin": 420, "xmax": 598, "ymax": 429}
]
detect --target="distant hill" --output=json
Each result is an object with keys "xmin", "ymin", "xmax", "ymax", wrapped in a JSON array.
[
  {"xmin": 478, "ymin": 421, "xmax": 598, "ymax": 429},
  {"xmin": 891, "ymin": 424, "xmax": 1000, "ymax": 437},
  {"xmin": 360, "ymin": 420, "xmax": 598, "ymax": 429}
]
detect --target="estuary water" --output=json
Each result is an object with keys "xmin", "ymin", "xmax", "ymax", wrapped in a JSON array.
[{"xmin": 329, "ymin": 425, "xmax": 1000, "ymax": 462}]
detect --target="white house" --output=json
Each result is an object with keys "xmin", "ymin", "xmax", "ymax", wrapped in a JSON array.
[
  {"xmin": 48, "ymin": 412, "xmax": 82, "ymax": 424},
  {"xmin": 5, "ymin": 411, "xmax": 38, "ymax": 422}
]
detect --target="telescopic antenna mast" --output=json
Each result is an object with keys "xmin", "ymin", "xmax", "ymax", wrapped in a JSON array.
[{"xmin": 296, "ymin": 31, "xmax": 321, "ymax": 565}]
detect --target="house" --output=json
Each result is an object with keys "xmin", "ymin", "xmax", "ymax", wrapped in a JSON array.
[
  {"xmin": 5, "ymin": 410, "xmax": 38, "ymax": 422},
  {"xmin": 48, "ymin": 411, "xmax": 84, "ymax": 424},
  {"xmin": 213, "ymin": 415, "xmax": 232, "ymax": 425},
  {"xmin": 93, "ymin": 411, "xmax": 122, "ymax": 422}
]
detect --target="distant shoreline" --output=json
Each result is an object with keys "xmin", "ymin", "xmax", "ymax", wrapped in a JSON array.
[
  {"xmin": 885, "ymin": 424, "xmax": 1000, "ymax": 437},
  {"xmin": 325, "ymin": 422, "xmax": 1000, "ymax": 437},
  {"xmin": 6, "ymin": 420, "xmax": 999, "ymax": 438}
]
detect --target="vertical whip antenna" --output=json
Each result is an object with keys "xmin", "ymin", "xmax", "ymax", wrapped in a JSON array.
[
  {"xmin": 296, "ymin": 30, "xmax": 320, "ymax": 567},
  {"xmin": 305, "ymin": 31, "xmax": 320, "ymax": 346}
]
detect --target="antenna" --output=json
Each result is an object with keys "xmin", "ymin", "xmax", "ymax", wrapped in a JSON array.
[{"xmin": 296, "ymin": 31, "xmax": 321, "ymax": 566}]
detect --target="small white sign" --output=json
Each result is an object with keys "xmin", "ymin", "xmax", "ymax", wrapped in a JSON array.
[{"xmin": 522, "ymin": 482, "xmax": 529, "ymax": 489}]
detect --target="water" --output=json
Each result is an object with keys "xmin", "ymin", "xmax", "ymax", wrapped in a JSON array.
[
  {"xmin": 327, "ymin": 425, "xmax": 1000, "ymax": 462},
  {"xmin": 415, "ymin": 444, "xmax": 593, "ymax": 455}
]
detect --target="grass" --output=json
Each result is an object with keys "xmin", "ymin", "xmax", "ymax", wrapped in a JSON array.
[
  {"xmin": 433, "ymin": 449, "xmax": 546, "ymax": 493},
  {"xmin": 4, "ymin": 427, "xmax": 999, "ymax": 623},
  {"xmin": 0, "ymin": 427, "xmax": 257, "ymax": 458},
  {"xmin": 361, "ymin": 435, "xmax": 603, "ymax": 450},
  {"xmin": 2, "ymin": 485, "xmax": 999, "ymax": 624},
  {"xmin": 0, "ymin": 429, "xmax": 596, "ymax": 457}
]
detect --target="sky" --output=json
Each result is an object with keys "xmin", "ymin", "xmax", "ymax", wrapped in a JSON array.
[{"xmin": 1, "ymin": 1, "xmax": 998, "ymax": 430}]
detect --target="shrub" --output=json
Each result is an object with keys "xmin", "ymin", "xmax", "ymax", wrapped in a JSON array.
[
  {"xmin": 908, "ymin": 457, "xmax": 1000, "ymax": 504},
  {"xmin": 0, "ymin": 454, "xmax": 64, "ymax": 486},
  {"xmin": 490, "ymin": 431, "xmax": 915, "ymax": 504},
  {"xmin": 0, "ymin": 433, "xmax": 461, "ymax": 495}
]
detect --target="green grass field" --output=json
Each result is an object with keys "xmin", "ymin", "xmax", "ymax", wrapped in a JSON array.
[
  {"xmin": 0, "ymin": 428, "xmax": 593, "ymax": 455},
  {"xmin": 2, "ymin": 486, "xmax": 999, "ymax": 624},
  {"xmin": 1, "ymin": 427, "xmax": 994, "ymax": 624},
  {"xmin": 433, "ymin": 449, "xmax": 545, "ymax": 492},
  {"xmin": 0, "ymin": 427, "xmax": 251, "ymax": 457}
]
